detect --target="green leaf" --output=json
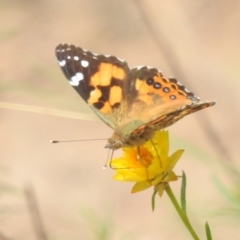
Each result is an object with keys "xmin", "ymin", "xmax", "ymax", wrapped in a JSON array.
[
  {"xmin": 205, "ymin": 222, "xmax": 212, "ymax": 240},
  {"xmin": 151, "ymin": 190, "xmax": 158, "ymax": 211},
  {"xmin": 180, "ymin": 171, "xmax": 187, "ymax": 214}
]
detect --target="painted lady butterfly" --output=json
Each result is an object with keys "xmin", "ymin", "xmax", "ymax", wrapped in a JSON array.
[{"xmin": 55, "ymin": 44, "xmax": 215, "ymax": 150}]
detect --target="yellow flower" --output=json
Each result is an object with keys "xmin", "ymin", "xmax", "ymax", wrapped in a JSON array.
[{"xmin": 111, "ymin": 131, "xmax": 184, "ymax": 196}]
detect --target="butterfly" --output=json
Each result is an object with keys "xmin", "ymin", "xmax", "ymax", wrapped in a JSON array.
[{"xmin": 55, "ymin": 44, "xmax": 216, "ymax": 150}]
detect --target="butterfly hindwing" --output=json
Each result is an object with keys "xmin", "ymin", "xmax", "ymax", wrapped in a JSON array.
[
  {"xmin": 114, "ymin": 66, "xmax": 201, "ymax": 135},
  {"xmin": 130, "ymin": 101, "xmax": 215, "ymax": 138},
  {"xmin": 110, "ymin": 66, "xmax": 216, "ymax": 141}
]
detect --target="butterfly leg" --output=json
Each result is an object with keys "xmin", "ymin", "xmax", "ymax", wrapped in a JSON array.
[
  {"xmin": 150, "ymin": 138, "xmax": 162, "ymax": 168},
  {"xmin": 108, "ymin": 149, "xmax": 131, "ymax": 170},
  {"xmin": 137, "ymin": 146, "xmax": 141, "ymax": 160},
  {"xmin": 107, "ymin": 149, "xmax": 116, "ymax": 169}
]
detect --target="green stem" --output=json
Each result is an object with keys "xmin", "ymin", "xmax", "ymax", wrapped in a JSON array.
[{"xmin": 165, "ymin": 184, "xmax": 200, "ymax": 240}]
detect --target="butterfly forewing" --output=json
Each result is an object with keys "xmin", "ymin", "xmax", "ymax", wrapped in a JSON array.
[
  {"xmin": 55, "ymin": 44, "xmax": 131, "ymax": 128},
  {"xmin": 56, "ymin": 44, "xmax": 127, "ymax": 102}
]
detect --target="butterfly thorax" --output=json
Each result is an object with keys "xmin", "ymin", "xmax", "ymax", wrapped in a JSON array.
[{"xmin": 105, "ymin": 128, "xmax": 155, "ymax": 150}]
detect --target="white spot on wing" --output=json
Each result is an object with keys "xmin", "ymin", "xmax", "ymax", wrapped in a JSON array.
[
  {"xmin": 70, "ymin": 76, "xmax": 78, "ymax": 86},
  {"xmin": 81, "ymin": 60, "xmax": 89, "ymax": 67},
  {"xmin": 76, "ymin": 72, "xmax": 83, "ymax": 81},
  {"xmin": 69, "ymin": 72, "xmax": 84, "ymax": 86},
  {"xmin": 67, "ymin": 56, "xmax": 71, "ymax": 59},
  {"xmin": 74, "ymin": 56, "xmax": 79, "ymax": 61},
  {"xmin": 58, "ymin": 60, "xmax": 66, "ymax": 66}
]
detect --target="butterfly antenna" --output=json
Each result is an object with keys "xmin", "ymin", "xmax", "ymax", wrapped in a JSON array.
[{"xmin": 50, "ymin": 138, "xmax": 107, "ymax": 143}]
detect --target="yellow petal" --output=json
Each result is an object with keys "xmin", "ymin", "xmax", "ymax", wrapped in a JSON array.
[
  {"xmin": 113, "ymin": 168, "xmax": 148, "ymax": 182},
  {"xmin": 151, "ymin": 173, "xmax": 165, "ymax": 186},
  {"xmin": 132, "ymin": 181, "xmax": 152, "ymax": 193},
  {"xmin": 167, "ymin": 149, "xmax": 184, "ymax": 171},
  {"xmin": 153, "ymin": 131, "xmax": 169, "ymax": 154},
  {"xmin": 161, "ymin": 171, "xmax": 178, "ymax": 182}
]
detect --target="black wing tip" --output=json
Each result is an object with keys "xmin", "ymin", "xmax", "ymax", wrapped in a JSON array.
[{"xmin": 55, "ymin": 43, "xmax": 85, "ymax": 55}]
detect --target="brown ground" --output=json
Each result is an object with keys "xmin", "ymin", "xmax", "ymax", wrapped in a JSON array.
[{"xmin": 1, "ymin": 1, "xmax": 240, "ymax": 239}]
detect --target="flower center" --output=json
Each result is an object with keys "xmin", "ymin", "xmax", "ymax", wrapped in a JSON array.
[{"xmin": 133, "ymin": 147, "xmax": 153, "ymax": 168}]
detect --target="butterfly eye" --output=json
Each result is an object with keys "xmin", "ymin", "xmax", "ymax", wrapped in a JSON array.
[{"xmin": 146, "ymin": 78, "xmax": 154, "ymax": 85}]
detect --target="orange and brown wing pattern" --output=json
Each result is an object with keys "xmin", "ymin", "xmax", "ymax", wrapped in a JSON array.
[
  {"xmin": 130, "ymin": 101, "xmax": 215, "ymax": 137},
  {"xmin": 115, "ymin": 66, "xmax": 216, "ymax": 140},
  {"xmin": 55, "ymin": 44, "xmax": 130, "ymax": 128},
  {"xmin": 127, "ymin": 66, "xmax": 199, "ymax": 110}
]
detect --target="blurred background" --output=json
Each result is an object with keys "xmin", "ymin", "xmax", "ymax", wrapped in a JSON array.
[{"xmin": 1, "ymin": 0, "xmax": 240, "ymax": 239}]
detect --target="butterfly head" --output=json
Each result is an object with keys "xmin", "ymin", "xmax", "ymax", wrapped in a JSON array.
[{"xmin": 105, "ymin": 132, "xmax": 124, "ymax": 150}]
